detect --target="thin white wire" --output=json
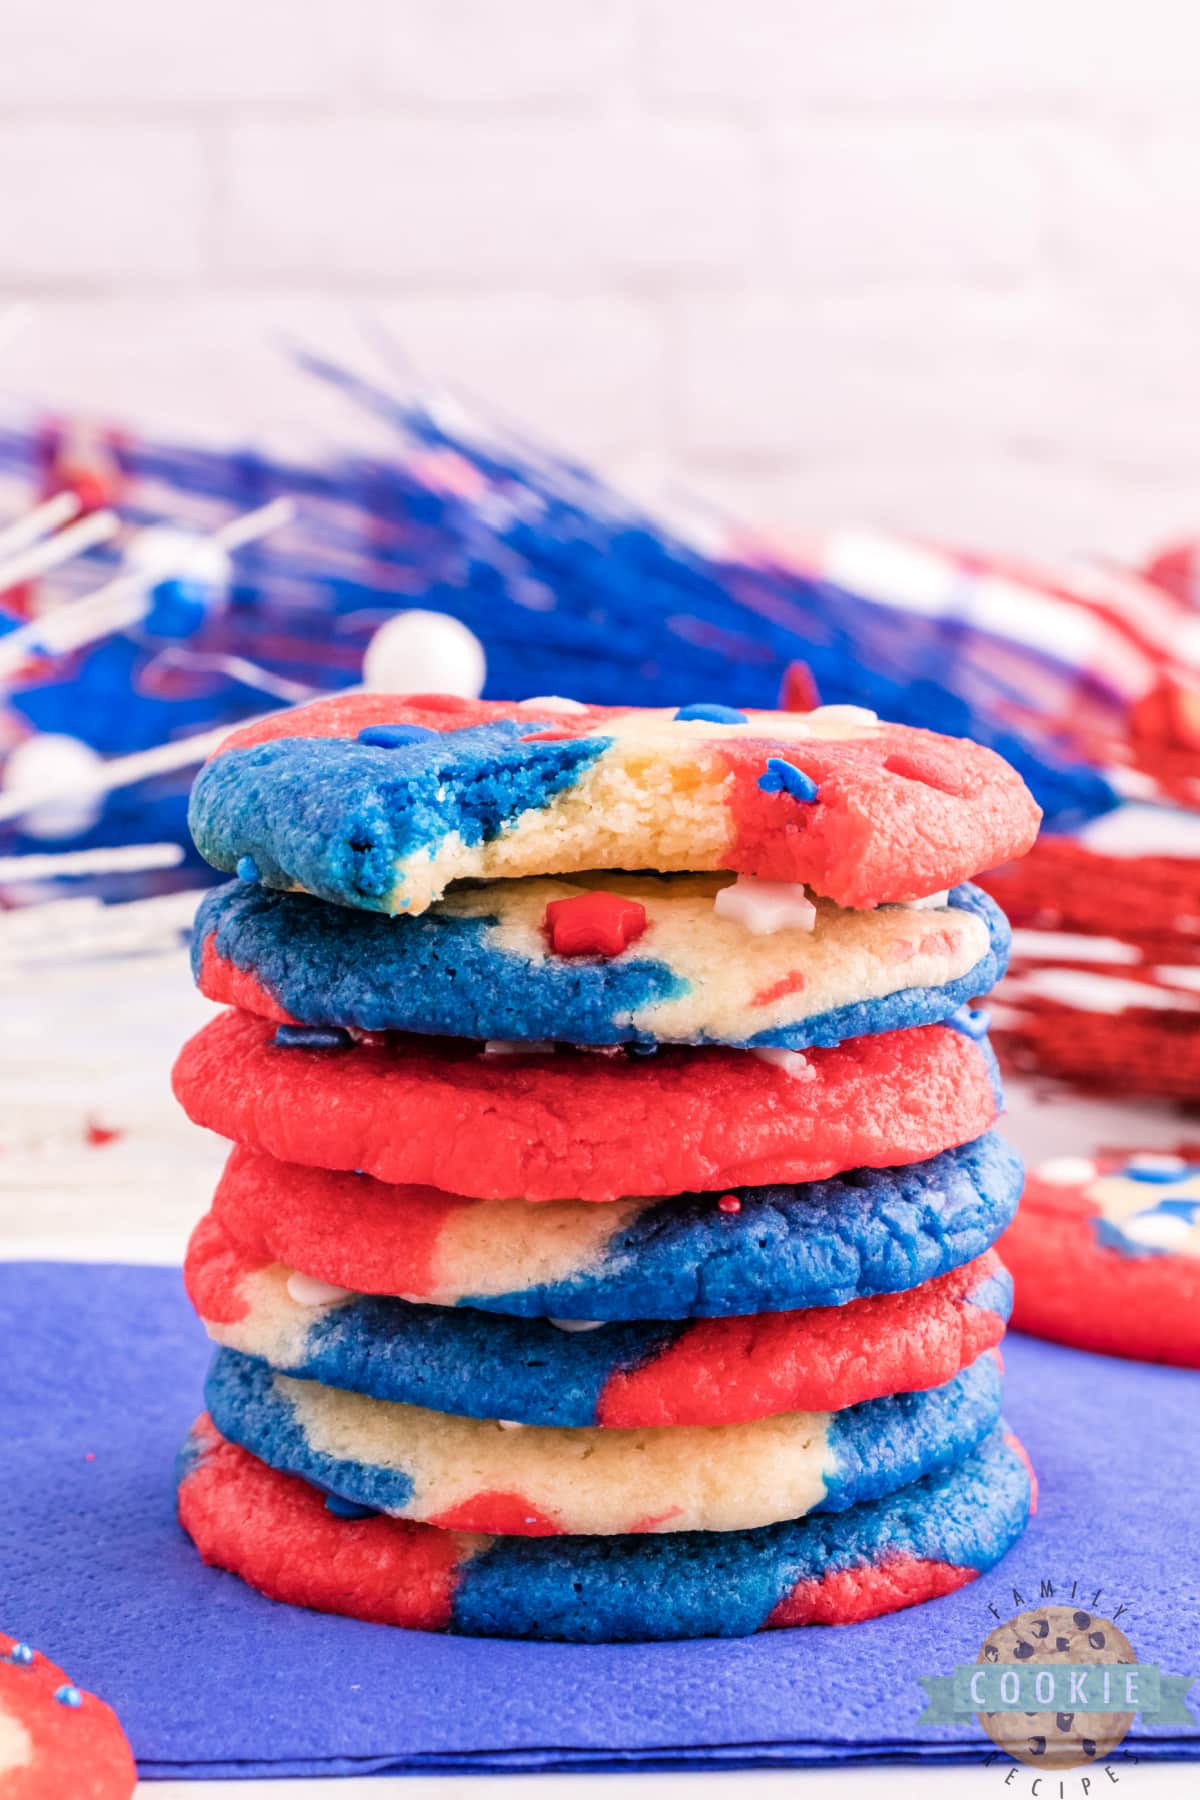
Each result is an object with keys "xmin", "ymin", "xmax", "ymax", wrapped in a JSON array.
[
  {"xmin": 0, "ymin": 491, "xmax": 81, "ymax": 560},
  {"xmin": 0, "ymin": 507, "xmax": 120, "ymax": 595},
  {"xmin": 0, "ymin": 720, "xmax": 239, "ymax": 827},
  {"xmin": 0, "ymin": 842, "xmax": 184, "ymax": 881},
  {"xmin": 0, "ymin": 496, "xmax": 296, "ymax": 684}
]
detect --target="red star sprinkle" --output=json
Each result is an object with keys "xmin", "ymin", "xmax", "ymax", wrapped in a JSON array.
[{"xmin": 544, "ymin": 892, "xmax": 648, "ymax": 958}]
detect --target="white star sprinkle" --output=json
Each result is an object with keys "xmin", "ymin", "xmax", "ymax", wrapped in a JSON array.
[{"xmin": 713, "ymin": 875, "xmax": 817, "ymax": 935}]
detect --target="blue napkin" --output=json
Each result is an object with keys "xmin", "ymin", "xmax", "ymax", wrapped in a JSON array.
[{"xmin": 0, "ymin": 1262, "xmax": 1196, "ymax": 1778}]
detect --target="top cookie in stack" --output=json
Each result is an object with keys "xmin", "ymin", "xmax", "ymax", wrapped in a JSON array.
[
  {"xmin": 174, "ymin": 692, "xmax": 1040, "ymax": 1643},
  {"xmin": 187, "ymin": 693, "xmax": 1038, "ymax": 917}
]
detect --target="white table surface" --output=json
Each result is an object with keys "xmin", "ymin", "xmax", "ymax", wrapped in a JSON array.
[{"xmin": 3, "ymin": 922, "xmax": 1195, "ymax": 1794}]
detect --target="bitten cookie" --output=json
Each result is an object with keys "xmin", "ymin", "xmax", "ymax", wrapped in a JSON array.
[
  {"xmin": 1002, "ymin": 1149, "xmax": 1200, "ymax": 1366},
  {"xmin": 193, "ymin": 874, "xmax": 1008, "ymax": 1049},
  {"xmin": 177, "ymin": 1420, "xmax": 1035, "ymax": 1641},
  {"xmin": 0, "ymin": 1634, "xmax": 136, "ymax": 1800},
  {"xmin": 203, "ymin": 1346, "xmax": 1003, "ymax": 1536},
  {"xmin": 187, "ymin": 1215, "xmax": 1012, "ymax": 1425},
  {"xmin": 188, "ymin": 693, "xmax": 1041, "ymax": 915},
  {"xmin": 172, "ymin": 1012, "xmax": 1003, "ymax": 1203},
  {"xmin": 206, "ymin": 1133, "xmax": 1022, "ymax": 1319}
]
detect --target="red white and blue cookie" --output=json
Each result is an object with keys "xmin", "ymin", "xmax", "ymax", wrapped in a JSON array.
[
  {"xmin": 178, "ymin": 1418, "xmax": 1034, "ymax": 1640},
  {"xmin": 207, "ymin": 1132, "xmax": 1020, "ymax": 1320},
  {"xmin": 0, "ymin": 1633, "xmax": 136, "ymax": 1800},
  {"xmin": 1002, "ymin": 1149, "xmax": 1200, "ymax": 1366},
  {"xmin": 206, "ymin": 1133, "xmax": 1022, "ymax": 1320},
  {"xmin": 193, "ymin": 874, "xmax": 1008, "ymax": 1050},
  {"xmin": 187, "ymin": 1209, "xmax": 1012, "ymax": 1425},
  {"xmin": 187, "ymin": 693, "xmax": 1041, "ymax": 915},
  {"xmin": 202, "ymin": 1345, "xmax": 1003, "ymax": 1536},
  {"xmin": 172, "ymin": 1011, "xmax": 1003, "ymax": 1202}
]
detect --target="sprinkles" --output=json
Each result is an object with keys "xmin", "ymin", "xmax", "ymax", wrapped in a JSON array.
[{"xmin": 758, "ymin": 758, "xmax": 820, "ymax": 803}]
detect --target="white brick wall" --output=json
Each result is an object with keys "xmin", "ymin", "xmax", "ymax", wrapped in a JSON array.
[{"xmin": 2, "ymin": 0, "xmax": 1199, "ymax": 560}]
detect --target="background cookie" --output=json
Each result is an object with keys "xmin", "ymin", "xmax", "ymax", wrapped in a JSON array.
[
  {"xmin": 193, "ymin": 875, "xmax": 1008, "ymax": 1050},
  {"xmin": 177, "ymin": 1418, "xmax": 1034, "ymax": 1642},
  {"xmin": 187, "ymin": 1217, "xmax": 1012, "ymax": 1425},
  {"xmin": 189, "ymin": 693, "xmax": 1041, "ymax": 915},
  {"xmin": 203, "ymin": 1346, "xmax": 1003, "ymax": 1536},
  {"xmin": 0, "ymin": 1632, "xmax": 137, "ymax": 1800},
  {"xmin": 1002, "ymin": 1150, "xmax": 1200, "ymax": 1366},
  {"xmin": 173, "ymin": 1011, "xmax": 1003, "ymax": 1202}
]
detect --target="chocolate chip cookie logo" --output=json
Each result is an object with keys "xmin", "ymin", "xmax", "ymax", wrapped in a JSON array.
[{"xmin": 920, "ymin": 1597, "xmax": 1195, "ymax": 1775}]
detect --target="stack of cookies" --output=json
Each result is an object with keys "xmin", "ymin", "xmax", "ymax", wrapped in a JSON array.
[{"xmin": 173, "ymin": 693, "xmax": 1040, "ymax": 1642}]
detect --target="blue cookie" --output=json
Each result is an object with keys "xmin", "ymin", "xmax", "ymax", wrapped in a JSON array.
[
  {"xmin": 180, "ymin": 1420, "xmax": 1034, "ymax": 1639},
  {"xmin": 210, "ymin": 1131, "xmax": 1023, "ymax": 1320},
  {"xmin": 202, "ymin": 1346, "xmax": 1004, "ymax": 1537},
  {"xmin": 193, "ymin": 875, "xmax": 1008, "ymax": 1049}
]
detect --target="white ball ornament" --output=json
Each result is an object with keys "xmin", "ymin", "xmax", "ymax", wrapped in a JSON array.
[
  {"xmin": 3, "ymin": 732, "xmax": 103, "ymax": 839},
  {"xmin": 125, "ymin": 526, "xmax": 235, "ymax": 639},
  {"xmin": 124, "ymin": 526, "xmax": 233, "ymax": 591},
  {"xmin": 362, "ymin": 610, "xmax": 486, "ymax": 699}
]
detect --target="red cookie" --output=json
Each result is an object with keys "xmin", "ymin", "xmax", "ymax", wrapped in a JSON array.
[
  {"xmin": 173, "ymin": 1011, "xmax": 1002, "ymax": 1202},
  {"xmin": 0, "ymin": 1633, "xmax": 136, "ymax": 1800}
]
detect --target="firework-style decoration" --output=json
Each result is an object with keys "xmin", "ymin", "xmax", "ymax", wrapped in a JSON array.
[{"xmin": 4, "ymin": 339, "xmax": 1196, "ymax": 1104}]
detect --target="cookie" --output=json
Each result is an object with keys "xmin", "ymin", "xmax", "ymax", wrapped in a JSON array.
[
  {"xmin": 178, "ymin": 1418, "xmax": 1033, "ymax": 1640},
  {"xmin": 207, "ymin": 1133, "xmax": 1022, "ymax": 1320},
  {"xmin": 193, "ymin": 874, "xmax": 1008, "ymax": 1050},
  {"xmin": 188, "ymin": 693, "xmax": 1041, "ymax": 916},
  {"xmin": 187, "ymin": 1211, "xmax": 1012, "ymax": 1425},
  {"xmin": 173, "ymin": 1012, "xmax": 1003, "ymax": 1202},
  {"xmin": 991, "ymin": 973, "xmax": 1200, "ymax": 1105},
  {"xmin": 1001, "ymin": 1151, "xmax": 1200, "ymax": 1366},
  {"xmin": 981, "ymin": 830, "xmax": 1200, "ymax": 1101},
  {"xmin": 0, "ymin": 1633, "xmax": 136, "ymax": 1800},
  {"xmin": 202, "ymin": 1346, "xmax": 1002, "ymax": 1536}
]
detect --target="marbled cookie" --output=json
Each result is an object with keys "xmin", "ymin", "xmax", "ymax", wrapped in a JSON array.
[
  {"xmin": 178, "ymin": 1419, "xmax": 1034, "ymax": 1641},
  {"xmin": 193, "ymin": 874, "xmax": 1008, "ymax": 1049},
  {"xmin": 1002, "ymin": 1149, "xmax": 1200, "ymax": 1366},
  {"xmin": 203, "ymin": 1346, "xmax": 1003, "ymax": 1536},
  {"xmin": 207, "ymin": 1133, "xmax": 1022, "ymax": 1320},
  {"xmin": 188, "ymin": 693, "xmax": 1041, "ymax": 915},
  {"xmin": 172, "ymin": 1012, "xmax": 1003, "ymax": 1203},
  {"xmin": 0, "ymin": 1634, "xmax": 136, "ymax": 1800},
  {"xmin": 187, "ymin": 1214, "xmax": 1012, "ymax": 1425}
]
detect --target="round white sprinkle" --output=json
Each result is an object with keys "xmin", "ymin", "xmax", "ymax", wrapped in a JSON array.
[
  {"xmin": 548, "ymin": 1318, "xmax": 606, "ymax": 1332},
  {"xmin": 285, "ymin": 1272, "xmax": 354, "ymax": 1307},
  {"xmin": 713, "ymin": 875, "xmax": 817, "ymax": 936},
  {"xmin": 910, "ymin": 891, "xmax": 951, "ymax": 910},
  {"xmin": 1126, "ymin": 1153, "xmax": 1188, "ymax": 1176},
  {"xmin": 1121, "ymin": 1211, "xmax": 1192, "ymax": 1250},
  {"xmin": 523, "ymin": 695, "xmax": 588, "ymax": 713},
  {"xmin": 1036, "ymin": 1156, "xmax": 1098, "ymax": 1187},
  {"xmin": 811, "ymin": 704, "xmax": 878, "ymax": 727},
  {"xmin": 751, "ymin": 1046, "xmax": 815, "ymax": 1079},
  {"xmin": 496, "ymin": 1419, "xmax": 526, "ymax": 1431}
]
